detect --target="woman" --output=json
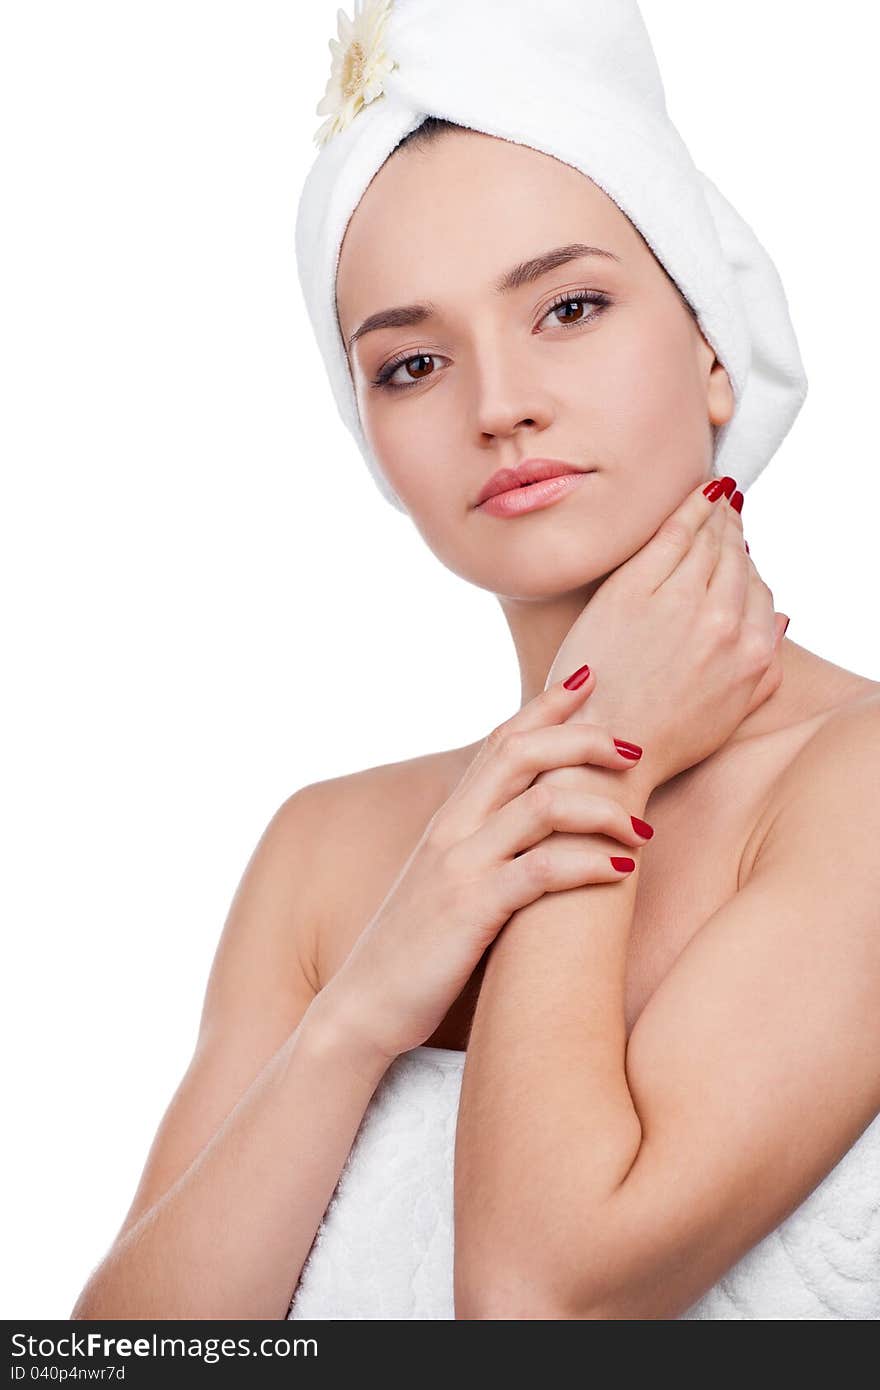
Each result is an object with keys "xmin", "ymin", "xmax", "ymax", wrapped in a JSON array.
[{"xmin": 71, "ymin": 0, "xmax": 880, "ymax": 1320}]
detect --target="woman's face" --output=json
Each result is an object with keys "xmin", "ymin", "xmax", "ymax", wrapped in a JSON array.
[{"xmin": 335, "ymin": 130, "xmax": 734, "ymax": 599}]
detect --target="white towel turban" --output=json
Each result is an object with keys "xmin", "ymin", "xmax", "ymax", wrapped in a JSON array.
[{"xmin": 295, "ymin": 0, "xmax": 808, "ymax": 515}]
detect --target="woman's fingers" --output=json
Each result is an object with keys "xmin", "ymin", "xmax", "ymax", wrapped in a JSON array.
[
  {"xmin": 666, "ymin": 487, "xmax": 731, "ymax": 592},
  {"xmin": 441, "ymin": 719, "xmax": 645, "ymax": 843},
  {"xmin": 706, "ymin": 491, "xmax": 750, "ymax": 612},
  {"xmin": 454, "ymin": 662, "xmax": 598, "ymax": 796},
  {"xmin": 445, "ymin": 779, "xmax": 652, "ymax": 902},
  {"xmin": 481, "ymin": 780, "xmax": 652, "ymax": 864},
  {"xmin": 495, "ymin": 661, "xmax": 598, "ymax": 737},
  {"xmin": 497, "ymin": 838, "xmax": 641, "ymax": 911},
  {"xmin": 624, "ymin": 474, "xmax": 737, "ymax": 592},
  {"xmin": 741, "ymin": 541, "xmax": 777, "ymax": 650},
  {"xmin": 731, "ymin": 537, "xmax": 784, "ymax": 715}
]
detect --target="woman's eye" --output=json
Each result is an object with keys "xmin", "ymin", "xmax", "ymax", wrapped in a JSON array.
[
  {"xmin": 372, "ymin": 352, "xmax": 442, "ymax": 391},
  {"xmin": 371, "ymin": 292, "xmax": 610, "ymax": 392},
  {"xmin": 538, "ymin": 290, "xmax": 610, "ymax": 330}
]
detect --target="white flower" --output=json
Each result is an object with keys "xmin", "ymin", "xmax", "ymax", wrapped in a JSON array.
[{"xmin": 313, "ymin": 0, "xmax": 398, "ymax": 148}]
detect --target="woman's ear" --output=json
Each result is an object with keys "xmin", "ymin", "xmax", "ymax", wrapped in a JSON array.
[
  {"xmin": 706, "ymin": 358, "xmax": 735, "ymax": 429},
  {"xmin": 693, "ymin": 321, "xmax": 735, "ymax": 429}
]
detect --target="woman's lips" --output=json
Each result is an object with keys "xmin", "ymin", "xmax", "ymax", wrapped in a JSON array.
[{"xmin": 475, "ymin": 472, "xmax": 592, "ymax": 517}]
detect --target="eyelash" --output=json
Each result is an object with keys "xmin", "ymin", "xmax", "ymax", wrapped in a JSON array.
[{"xmin": 369, "ymin": 288, "xmax": 612, "ymax": 392}]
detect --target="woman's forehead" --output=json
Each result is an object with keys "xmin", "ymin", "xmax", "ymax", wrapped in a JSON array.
[{"xmin": 335, "ymin": 136, "xmax": 640, "ymax": 319}]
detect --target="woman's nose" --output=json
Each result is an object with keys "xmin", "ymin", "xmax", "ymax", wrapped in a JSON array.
[{"xmin": 470, "ymin": 358, "xmax": 555, "ymax": 443}]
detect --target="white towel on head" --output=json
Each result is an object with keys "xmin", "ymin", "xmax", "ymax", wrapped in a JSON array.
[{"xmin": 295, "ymin": 0, "xmax": 808, "ymax": 514}]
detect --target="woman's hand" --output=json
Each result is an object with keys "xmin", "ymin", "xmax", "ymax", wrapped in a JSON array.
[
  {"xmin": 319, "ymin": 671, "xmax": 652, "ymax": 1064},
  {"xmin": 545, "ymin": 478, "xmax": 788, "ymax": 789}
]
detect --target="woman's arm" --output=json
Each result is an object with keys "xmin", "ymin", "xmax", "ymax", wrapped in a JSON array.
[
  {"xmin": 70, "ymin": 785, "xmax": 391, "ymax": 1321},
  {"xmin": 453, "ymin": 699, "xmax": 880, "ymax": 1319}
]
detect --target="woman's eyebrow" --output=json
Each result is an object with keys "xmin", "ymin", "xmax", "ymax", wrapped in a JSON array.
[{"xmin": 345, "ymin": 242, "xmax": 620, "ymax": 354}]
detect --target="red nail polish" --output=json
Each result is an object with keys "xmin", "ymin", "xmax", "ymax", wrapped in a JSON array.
[
  {"xmin": 702, "ymin": 479, "xmax": 725, "ymax": 502},
  {"xmin": 611, "ymin": 856, "xmax": 636, "ymax": 872},
  {"xmin": 719, "ymin": 476, "xmax": 737, "ymax": 498},
  {"xmin": 744, "ymin": 540, "xmax": 750, "ymax": 554},
  {"xmin": 614, "ymin": 739, "xmax": 643, "ymax": 759},
  {"xmin": 631, "ymin": 816, "xmax": 654, "ymax": 839},
  {"xmin": 730, "ymin": 490, "xmax": 744, "ymax": 513},
  {"xmin": 782, "ymin": 616, "xmax": 790, "ymax": 635},
  {"xmin": 563, "ymin": 663, "xmax": 591, "ymax": 690}
]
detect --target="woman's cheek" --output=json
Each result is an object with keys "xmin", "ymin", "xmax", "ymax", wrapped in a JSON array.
[
  {"xmin": 359, "ymin": 396, "xmax": 413, "ymax": 495},
  {"xmin": 607, "ymin": 329, "xmax": 712, "ymax": 486},
  {"xmin": 360, "ymin": 404, "xmax": 445, "ymax": 517}
]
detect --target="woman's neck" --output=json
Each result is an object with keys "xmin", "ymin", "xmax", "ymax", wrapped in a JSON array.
[{"xmin": 724, "ymin": 638, "xmax": 876, "ymax": 748}]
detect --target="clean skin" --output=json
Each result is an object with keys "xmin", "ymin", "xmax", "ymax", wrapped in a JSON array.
[
  {"xmin": 68, "ymin": 126, "xmax": 879, "ymax": 1323},
  {"xmin": 335, "ymin": 128, "xmax": 880, "ymax": 1319},
  {"xmin": 335, "ymin": 127, "xmax": 861, "ymax": 742}
]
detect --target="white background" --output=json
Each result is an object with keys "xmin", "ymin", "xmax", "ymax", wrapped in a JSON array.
[{"xmin": 1, "ymin": 1, "xmax": 876, "ymax": 1318}]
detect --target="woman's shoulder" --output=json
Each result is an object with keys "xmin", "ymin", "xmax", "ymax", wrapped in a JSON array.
[
  {"xmin": 761, "ymin": 680, "xmax": 880, "ymax": 839},
  {"xmin": 786, "ymin": 667, "xmax": 880, "ymax": 758},
  {"xmin": 297, "ymin": 737, "xmax": 482, "ymax": 826},
  {"xmin": 755, "ymin": 642, "xmax": 879, "ymax": 765},
  {"xmin": 290, "ymin": 739, "xmax": 484, "ymax": 985}
]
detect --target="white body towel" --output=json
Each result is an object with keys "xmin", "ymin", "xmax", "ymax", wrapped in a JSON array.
[{"xmin": 288, "ymin": 1045, "xmax": 880, "ymax": 1320}]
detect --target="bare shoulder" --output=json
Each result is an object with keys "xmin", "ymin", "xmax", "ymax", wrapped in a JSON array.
[
  {"xmin": 758, "ymin": 688, "xmax": 880, "ymax": 859},
  {"xmin": 192, "ymin": 753, "xmax": 450, "ymax": 1038},
  {"xmin": 299, "ymin": 739, "xmax": 479, "ymax": 858},
  {"xmin": 297, "ymin": 740, "xmax": 482, "ymax": 987},
  {"xmin": 777, "ymin": 686, "xmax": 880, "ymax": 784}
]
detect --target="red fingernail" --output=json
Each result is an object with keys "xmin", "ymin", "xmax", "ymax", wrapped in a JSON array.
[
  {"xmin": 631, "ymin": 816, "xmax": 654, "ymax": 839},
  {"xmin": 730, "ymin": 490, "xmax": 744, "ymax": 513},
  {"xmin": 744, "ymin": 540, "xmax": 750, "ymax": 554},
  {"xmin": 563, "ymin": 663, "xmax": 591, "ymax": 689},
  {"xmin": 719, "ymin": 476, "xmax": 737, "ymax": 498},
  {"xmin": 614, "ymin": 739, "xmax": 643, "ymax": 759},
  {"xmin": 611, "ymin": 856, "xmax": 636, "ymax": 872},
  {"xmin": 702, "ymin": 479, "xmax": 725, "ymax": 502},
  {"xmin": 783, "ymin": 616, "xmax": 790, "ymax": 635}
]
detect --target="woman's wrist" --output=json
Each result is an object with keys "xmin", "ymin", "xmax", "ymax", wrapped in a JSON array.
[{"xmin": 301, "ymin": 977, "xmax": 398, "ymax": 1086}]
